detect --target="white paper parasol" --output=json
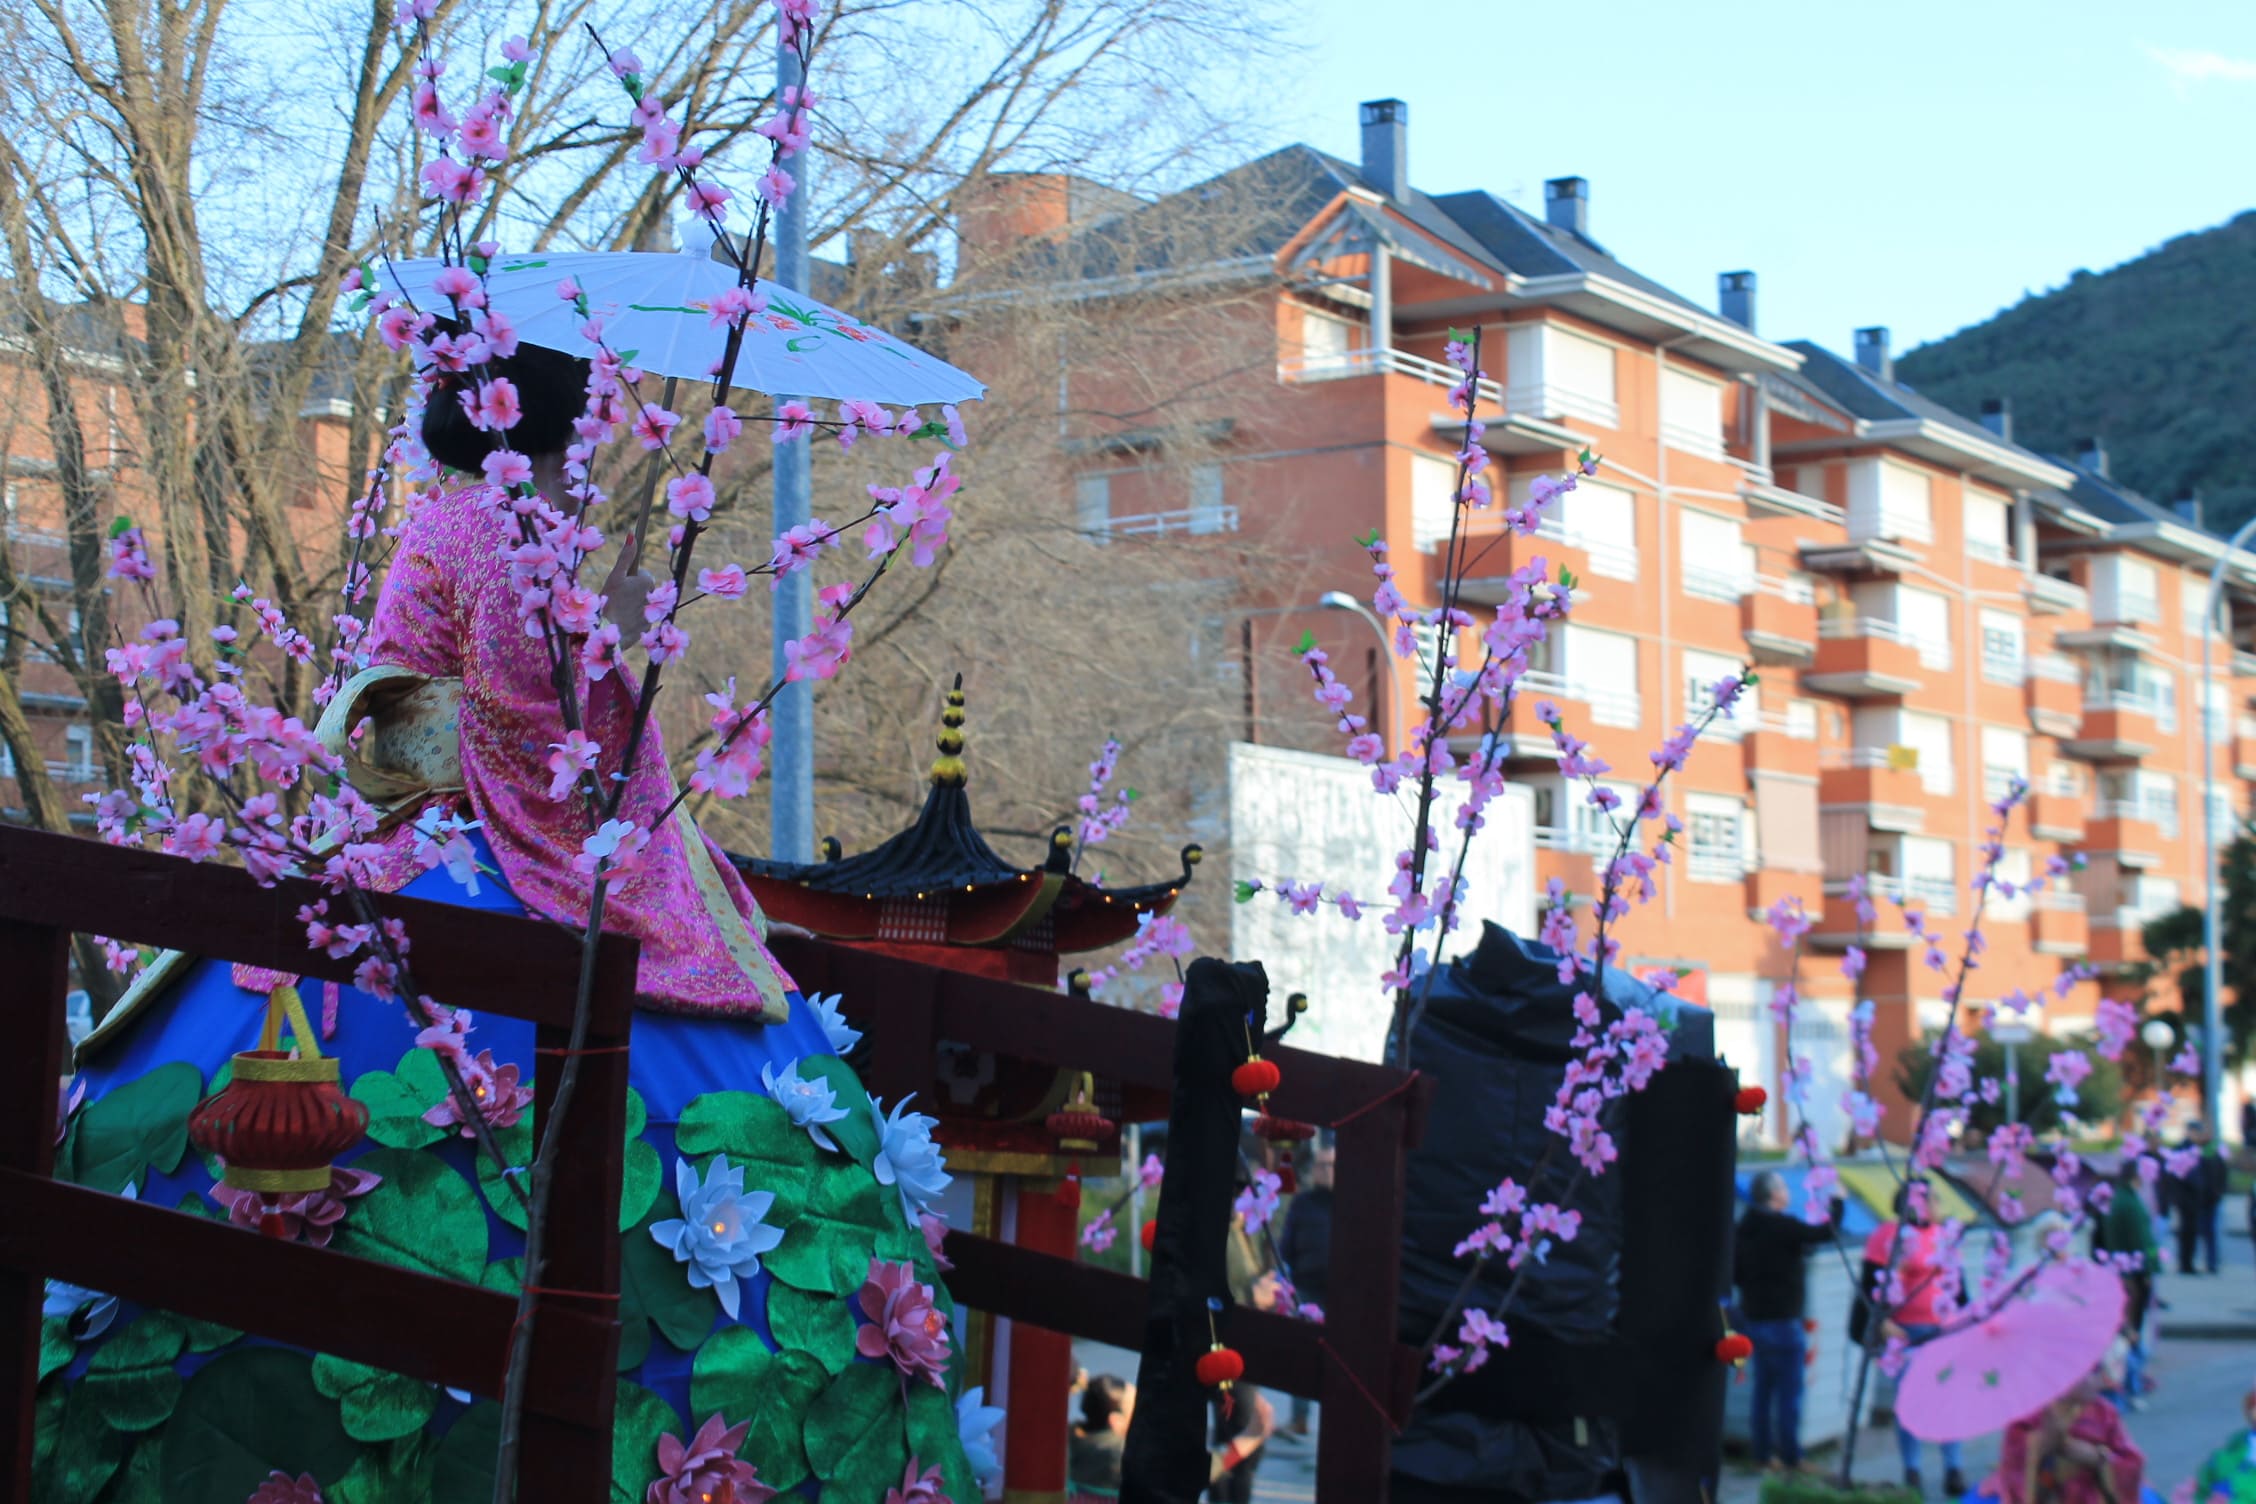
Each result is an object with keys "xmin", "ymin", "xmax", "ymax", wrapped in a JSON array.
[{"xmin": 379, "ymin": 250, "xmax": 983, "ymax": 407}]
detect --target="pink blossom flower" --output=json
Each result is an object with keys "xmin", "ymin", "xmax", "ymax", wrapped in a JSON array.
[
  {"xmin": 418, "ymin": 158, "xmax": 487, "ymax": 205},
  {"xmin": 756, "ymin": 164, "xmax": 794, "ymax": 207},
  {"xmin": 248, "ymin": 1473, "xmax": 326, "ymax": 1504},
  {"xmin": 772, "ymin": 400, "xmax": 815, "ymax": 443},
  {"xmin": 633, "ymin": 404, "xmax": 681, "ymax": 451},
  {"xmin": 108, "ymin": 526, "xmax": 156, "ymax": 582},
  {"xmin": 500, "ymin": 34, "xmax": 531, "ymax": 61},
  {"xmin": 698, "ymin": 564, "xmax": 749, "ymax": 600},
  {"xmin": 464, "ymin": 378, "xmax": 521, "ymax": 433},
  {"xmin": 686, "ymin": 179, "xmax": 733, "ymax": 220},
  {"xmin": 646, "ymin": 1412, "xmax": 775, "ymax": 1504},
  {"xmin": 1137, "ymin": 1153, "xmax": 1165, "ymax": 1190},
  {"xmin": 422, "ymin": 1049, "xmax": 532, "ymax": 1135},
  {"xmin": 666, "ymin": 473, "xmax": 715, "ymax": 522},
  {"xmin": 883, "ymin": 1459, "xmax": 950, "ymax": 1504},
  {"xmin": 855, "ymin": 1259, "xmax": 951, "ymax": 1388},
  {"xmin": 919, "ymin": 1210, "xmax": 954, "ymax": 1272},
  {"xmin": 783, "ymin": 618, "xmax": 853, "ymax": 681},
  {"xmin": 704, "ymin": 407, "xmax": 742, "ymax": 451},
  {"xmin": 577, "ymin": 818, "xmax": 651, "ymax": 878},
  {"xmin": 1080, "ymin": 1209, "xmax": 1118, "ymax": 1253},
  {"xmin": 212, "ymin": 1165, "xmax": 381, "ymax": 1246}
]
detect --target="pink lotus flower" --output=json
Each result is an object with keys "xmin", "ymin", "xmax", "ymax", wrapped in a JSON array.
[
  {"xmin": 855, "ymin": 1259, "xmax": 951, "ymax": 1388},
  {"xmin": 248, "ymin": 1472, "xmax": 325, "ymax": 1503},
  {"xmin": 422, "ymin": 1049, "xmax": 532, "ymax": 1136},
  {"xmin": 214, "ymin": 1165, "xmax": 382, "ymax": 1247},
  {"xmin": 646, "ymin": 1412, "xmax": 775, "ymax": 1504},
  {"xmin": 919, "ymin": 1210, "xmax": 954, "ymax": 1271},
  {"xmin": 884, "ymin": 1458, "xmax": 950, "ymax": 1504}
]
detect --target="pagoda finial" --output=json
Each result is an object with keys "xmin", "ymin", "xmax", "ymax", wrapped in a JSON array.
[{"xmin": 930, "ymin": 674, "xmax": 968, "ymax": 787}]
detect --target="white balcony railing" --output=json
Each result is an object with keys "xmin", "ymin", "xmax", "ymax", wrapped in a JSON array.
[
  {"xmin": 1826, "ymin": 873, "xmax": 1958, "ymax": 917},
  {"xmin": 1277, "ymin": 348, "xmax": 1504, "ymax": 407},
  {"xmin": 1815, "ymin": 614, "xmax": 1951, "ymax": 669},
  {"xmin": 2032, "ymin": 887, "xmax": 2086, "ymax": 913},
  {"xmin": 1687, "ymin": 849, "xmax": 1749, "ymax": 883},
  {"xmin": 2029, "ymin": 653, "xmax": 2081, "ymax": 684},
  {"xmin": 1683, "ymin": 564, "xmax": 1755, "ymax": 602},
  {"xmin": 2096, "ymin": 798, "xmax": 2180, "ymax": 840},
  {"xmin": 1754, "ymin": 572, "xmax": 1817, "ymax": 605},
  {"xmin": 1535, "ymin": 518, "xmax": 1640, "ymax": 582},
  {"xmin": 1756, "ymin": 708, "xmax": 1818, "ymax": 740},
  {"xmin": 1983, "ymin": 768, "xmax": 2030, "ymax": 805},
  {"xmin": 2086, "ymin": 688, "xmax": 2177, "ymax": 732},
  {"xmin": 1518, "ymin": 669, "xmax": 1641, "ymax": 729},
  {"xmin": 1966, "ymin": 538, "xmax": 2012, "ymax": 565},
  {"xmin": 1110, "ymin": 506, "xmax": 1240, "ymax": 539}
]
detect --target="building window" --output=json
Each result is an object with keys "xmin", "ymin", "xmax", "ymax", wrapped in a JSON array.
[
  {"xmin": 1299, "ymin": 308, "xmax": 1357, "ymax": 367},
  {"xmin": 1075, "ymin": 473, "xmax": 1112, "ymax": 542},
  {"xmin": 1659, "ymin": 367, "xmax": 1725, "ymax": 460},
  {"xmin": 64, "ymin": 726, "xmax": 94, "ymax": 781},
  {"xmin": 1411, "ymin": 454, "xmax": 1459, "ymax": 552},
  {"xmin": 1530, "ymin": 624, "xmax": 1640, "ymax": 729},
  {"xmin": 1533, "ymin": 477, "xmax": 1637, "ymax": 581},
  {"xmin": 1846, "ymin": 459, "xmax": 1933, "ymax": 546},
  {"xmin": 1683, "ymin": 648, "xmax": 1753, "ymax": 738},
  {"xmin": 1505, "ymin": 323, "xmax": 1619, "ymax": 430},
  {"xmin": 1979, "ymin": 610, "xmax": 2025, "ymax": 684},
  {"xmin": 1980, "ymin": 726, "xmax": 2029, "ymax": 805},
  {"xmin": 1964, "ymin": 489, "xmax": 2012, "ymax": 564},
  {"xmin": 2091, "ymin": 555, "xmax": 2160, "ymax": 625},
  {"xmin": 1685, "ymin": 793, "xmax": 1749, "ymax": 882},
  {"xmin": 1188, "ymin": 464, "xmax": 1229, "ymax": 536},
  {"xmin": 1680, "ymin": 510, "xmax": 1753, "ymax": 601}
]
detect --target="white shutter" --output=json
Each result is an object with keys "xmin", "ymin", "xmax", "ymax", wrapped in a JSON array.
[
  {"xmin": 1538, "ymin": 478, "xmax": 1638, "ymax": 580},
  {"xmin": 1411, "ymin": 454, "xmax": 1458, "ymax": 551},
  {"xmin": 1565, "ymin": 625, "xmax": 1640, "ymax": 727},
  {"xmin": 1681, "ymin": 510, "xmax": 1750, "ymax": 599},
  {"xmin": 1659, "ymin": 368, "xmax": 1725, "ymax": 459},
  {"xmin": 1684, "ymin": 648, "xmax": 1752, "ymax": 732},
  {"xmin": 1895, "ymin": 585, "xmax": 1953, "ymax": 669},
  {"xmin": 1300, "ymin": 308, "xmax": 1355, "ymax": 364},
  {"xmin": 1964, "ymin": 490, "xmax": 2011, "ymax": 563},
  {"xmin": 1076, "ymin": 474, "xmax": 1112, "ymax": 541},
  {"xmin": 1980, "ymin": 726, "xmax": 2029, "ymax": 803},
  {"xmin": 1900, "ymin": 710, "xmax": 1955, "ymax": 795},
  {"xmin": 1901, "ymin": 835, "xmax": 1957, "ymax": 912},
  {"xmin": 2119, "ymin": 559, "xmax": 2160, "ymax": 621},
  {"xmin": 1510, "ymin": 324, "xmax": 1620, "ymax": 428},
  {"xmin": 1189, "ymin": 464, "xmax": 1228, "ymax": 535},
  {"xmin": 1880, "ymin": 463, "xmax": 1934, "ymax": 543}
]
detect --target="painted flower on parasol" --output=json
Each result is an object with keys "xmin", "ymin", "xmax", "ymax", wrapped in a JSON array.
[
  {"xmin": 1894, "ymin": 1259, "xmax": 2126, "ymax": 1443},
  {"xmin": 376, "ymin": 250, "xmax": 983, "ymax": 407}
]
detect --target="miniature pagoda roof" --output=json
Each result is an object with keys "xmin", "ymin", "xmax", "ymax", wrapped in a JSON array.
[{"xmin": 730, "ymin": 677, "xmax": 1197, "ymax": 955}]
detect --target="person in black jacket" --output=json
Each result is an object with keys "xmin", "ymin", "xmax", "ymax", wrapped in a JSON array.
[
  {"xmin": 2169, "ymin": 1121, "xmax": 2229, "ymax": 1275},
  {"xmin": 1733, "ymin": 1171, "xmax": 1843, "ymax": 1470},
  {"xmin": 1274, "ymin": 1141, "xmax": 1334, "ymax": 1439}
]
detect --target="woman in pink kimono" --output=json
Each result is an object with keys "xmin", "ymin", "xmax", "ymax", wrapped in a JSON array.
[
  {"xmin": 43, "ymin": 338, "xmax": 980, "ymax": 1503},
  {"xmin": 1991, "ymin": 1369, "xmax": 2144, "ymax": 1504}
]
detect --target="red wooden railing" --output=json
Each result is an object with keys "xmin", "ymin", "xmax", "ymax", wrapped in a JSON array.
[
  {"xmin": 772, "ymin": 936, "xmax": 1433, "ymax": 1501},
  {"xmin": 0, "ymin": 826, "xmax": 638, "ymax": 1503}
]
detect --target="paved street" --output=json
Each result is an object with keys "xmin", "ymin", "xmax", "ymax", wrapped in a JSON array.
[{"xmin": 1073, "ymin": 1203, "xmax": 2256, "ymax": 1504}]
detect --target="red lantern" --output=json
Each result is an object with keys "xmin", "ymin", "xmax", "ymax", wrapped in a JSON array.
[
  {"xmin": 1231, "ymin": 1056, "xmax": 1281, "ymax": 1098},
  {"xmin": 1254, "ymin": 1113, "xmax": 1315, "ymax": 1144},
  {"xmin": 1714, "ymin": 1333, "xmax": 1754, "ymax": 1365},
  {"xmin": 1195, "ymin": 1346, "xmax": 1245, "ymax": 1387},
  {"xmin": 189, "ymin": 987, "xmax": 366, "ymax": 1238},
  {"xmin": 1046, "ymin": 1072, "xmax": 1112, "ymax": 1154},
  {"xmin": 1139, "ymin": 1219, "xmax": 1157, "ymax": 1252},
  {"xmin": 1734, "ymin": 1085, "xmax": 1768, "ymax": 1115}
]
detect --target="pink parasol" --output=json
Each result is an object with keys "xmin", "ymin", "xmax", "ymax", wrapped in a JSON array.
[{"xmin": 1894, "ymin": 1260, "xmax": 2126, "ymax": 1443}]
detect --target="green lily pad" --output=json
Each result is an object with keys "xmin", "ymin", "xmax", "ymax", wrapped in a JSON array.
[
  {"xmin": 44, "ymin": 1383, "xmax": 128, "ymax": 1501},
  {"xmin": 767, "ymin": 1163, "xmax": 891, "ymax": 1296},
  {"xmin": 624, "ymin": 1187, "xmax": 714, "ymax": 1354},
  {"xmin": 430, "ymin": 1402, "xmax": 502, "ymax": 1504},
  {"xmin": 805, "ymin": 1359, "xmax": 908, "ymax": 1491},
  {"xmin": 609, "ymin": 1381, "xmax": 681, "ymax": 1504},
  {"xmin": 624, "ymin": 1086, "xmax": 647, "ymax": 1143},
  {"xmin": 32, "ymin": 1381, "xmax": 64, "ymax": 1481},
  {"xmin": 106, "ymin": 1434, "xmax": 166, "ymax": 1504},
  {"xmin": 676, "ymin": 1092, "xmax": 815, "ymax": 1227},
  {"xmin": 62, "ymin": 1060, "xmax": 201, "ymax": 1194},
  {"xmin": 767, "ymin": 1280, "xmax": 859, "ymax": 1374},
  {"xmin": 475, "ymin": 1120, "xmax": 534, "ymax": 1232},
  {"xmin": 329, "ymin": 1436, "xmax": 435, "ymax": 1504},
  {"xmin": 177, "ymin": 1315, "xmax": 240, "ymax": 1355},
  {"xmin": 175, "ymin": 1191, "xmax": 219, "ymax": 1220},
  {"xmin": 161, "ymin": 1348, "xmax": 359, "ymax": 1504},
  {"xmin": 81, "ymin": 1313, "xmax": 187, "ymax": 1433},
  {"xmin": 330, "ymin": 1148, "xmax": 487, "ymax": 1283},
  {"xmin": 688, "ymin": 1329, "xmax": 824, "ymax": 1495},
  {"xmin": 313, "ymin": 1354, "xmax": 438, "ymax": 1443},
  {"xmin": 480, "ymin": 1258, "xmax": 522, "ymax": 1296},
  {"xmin": 796, "ymin": 1055, "xmax": 880, "ymax": 1165},
  {"xmin": 906, "ymin": 1379, "xmax": 975, "ymax": 1499},
  {"xmin": 351, "ymin": 1048, "xmax": 449, "ymax": 1152},
  {"xmin": 619, "ymin": 1137, "xmax": 660, "ymax": 1231},
  {"xmin": 40, "ymin": 1317, "xmax": 74, "ymax": 1382}
]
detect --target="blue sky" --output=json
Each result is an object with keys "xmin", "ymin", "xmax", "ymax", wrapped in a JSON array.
[{"xmin": 1257, "ymin": 0, "xmax": 2256, "ymax": 355}]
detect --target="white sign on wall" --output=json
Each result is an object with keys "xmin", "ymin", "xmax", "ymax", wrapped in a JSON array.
[{"xmin": 1227, "ymin": 741, "xmax": 1536, "ymax": 1063}]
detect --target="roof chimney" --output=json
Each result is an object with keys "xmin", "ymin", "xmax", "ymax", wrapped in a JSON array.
[
  {"xmin": 1854, "ymin": 327, "xmax": 1892, "ymax": 383},
  {"xmin": 2174, "ymin": 488, "xmax": 2203, "ymax": 529},
  {"xmin": 1979, "ymin": 397, "xmax": 2012, "ymax": 441},
  {"xmin": 2076, "ymin": 436, "xmax": 2108, "ymax": 478},
  {"xmin": 1545, "ymin": 177, "xmax": 1589, "ymax": 239},
  {"xmin": 1359, "ymin": 99, "xmax": 1409, "ymax": 201},
  {"xmin": 1718, "ymin": 271, "xmax": 1756, "ymax": 333}
]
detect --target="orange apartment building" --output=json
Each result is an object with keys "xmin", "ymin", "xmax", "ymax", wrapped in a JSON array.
[{"xmin": 964, "ymin": 98, "xmax": 2256, "ymax": 1140}]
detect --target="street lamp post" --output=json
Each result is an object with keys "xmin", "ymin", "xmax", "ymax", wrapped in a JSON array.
[
  {"xmin": 2142, "ymin": 1017, "xmax": 2176, "ymax": 1109},
  {"xmin": 2199, "ymin": 517, "xmax": 2256, "ymax": 1139},
  {"xmin": 1319, "ymin": 590, "xmax": 1402, "ymax": 749},
  {"xmin": 1992, "ymin": 1016, "xmax": 2032, "ymax": 1129}
]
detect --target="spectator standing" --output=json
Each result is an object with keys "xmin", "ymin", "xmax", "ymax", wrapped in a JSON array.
[
  {"xmin": 1864, "ymin": 1192, "xmax": 1966, "ymax": 1498},
  {"xmin": 2169, "ymin": 1121, "xmax": 2228, "ymax": 1275},
  {"xmin": 1732, "ymin": 1170, "xmax": 1843, "ymax": 1471},
  {"xmin": 1274, "ymin": 1143, "xmax": 1335, "ymax": 1440},
  {"xmin": 2088, "ymin": 1165, "xmax": 2159, "ymax": 1406},
  {"xmin": 1070, "ymin": 1375, "xmax": 1133, "ymax": 1498}
]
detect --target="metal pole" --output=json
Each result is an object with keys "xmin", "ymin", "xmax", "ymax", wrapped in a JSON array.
[
  {"xmin": 2201, "ymin": 518, "xmax": 2256, "ymax": 1139},
  {"xmin": 2005, "ymin": 1042, "xmax": 2018, "ymax": 1130},
  {"xmin": 1127, "ymin": 1121, "xmax": 1144, "ymax": 1280},
  {"xmin": 768, "ymin": 38, "xmax": 815, "ymax": 862},
  {"xmin": 1319, "ymin": 590, "xmax": 1402, "ymax": 749}
]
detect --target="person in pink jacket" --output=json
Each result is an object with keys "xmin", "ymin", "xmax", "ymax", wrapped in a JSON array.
[{"xmin": 1990, "ymin": 1369, "xmax": 2143, "ymax": 1504}]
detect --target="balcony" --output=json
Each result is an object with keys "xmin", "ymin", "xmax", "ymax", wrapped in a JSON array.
[
  {"xmin": 1741, "ymin": 577, "xmax": 1817, "ymax": 666},
  {"xmin": 1742, "ymin": 867, "xmax": 1816, "ymax": 923},
  {"xmin": 1279, "ymin": 346, "xmax": 1503, "ymax": 406},
  {"xmin": 2237, "ymin": 716, "xmax": 2256, "ymax": 781},
  {"xmin": 1534, "ymin": 517, "xmax": 1640, "ymax": 582},
  {"xmin": 1818, "ymin": 750, "xmax": 1927, "ymax": 832},
  {"xmin": 1687, "ymin": 848, "xmax": 1750, "ymax": 884},
  {"xmin": 1516, "ymin": 669, "xmax": 1643, "ymax": 731},
  {"xmin": 1800, "ymin": 537, "xmax": 1921, "ymax": 577},
  {"xmin": 2057, "ymin": 623, "xmax": 2160, "ymax": 655},
  {"xmin": 1744, "ymin": 718, "xmax": 1820, "ymax": 780},
  {"xmin": 2027, "ymin": 573, "xmax": 2089, "ymax": 616},
  {"xmin": 1110, "ymin": 505, "xmax": 1239, "ymax": 538},
  {"xmin": 2024, "ymin": 655, "xmax": 2082, "ymax": 739},
  {"xmin": 2025, "ymin": 791, "xmax": 2086, "ymax": 843},
  {"xmin": 2087, "ymin": 800, "xmax": 2177, "ymax": 858},
  {"xmin": 2029, "ymin": 888, "xmax": 2089, "ymax": 957},
  {"xmin": 2063, "ymin": 693, "xmax": 2169, "ymax": 761},
  {"xmin": 1807, "ymin": 619, "xmax": 1925, "ymax": 697}
]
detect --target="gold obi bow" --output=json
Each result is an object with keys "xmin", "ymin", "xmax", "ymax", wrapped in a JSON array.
[{"xmin": 314, "ymin": 665, "xmax": 466, "ymax": 813}]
